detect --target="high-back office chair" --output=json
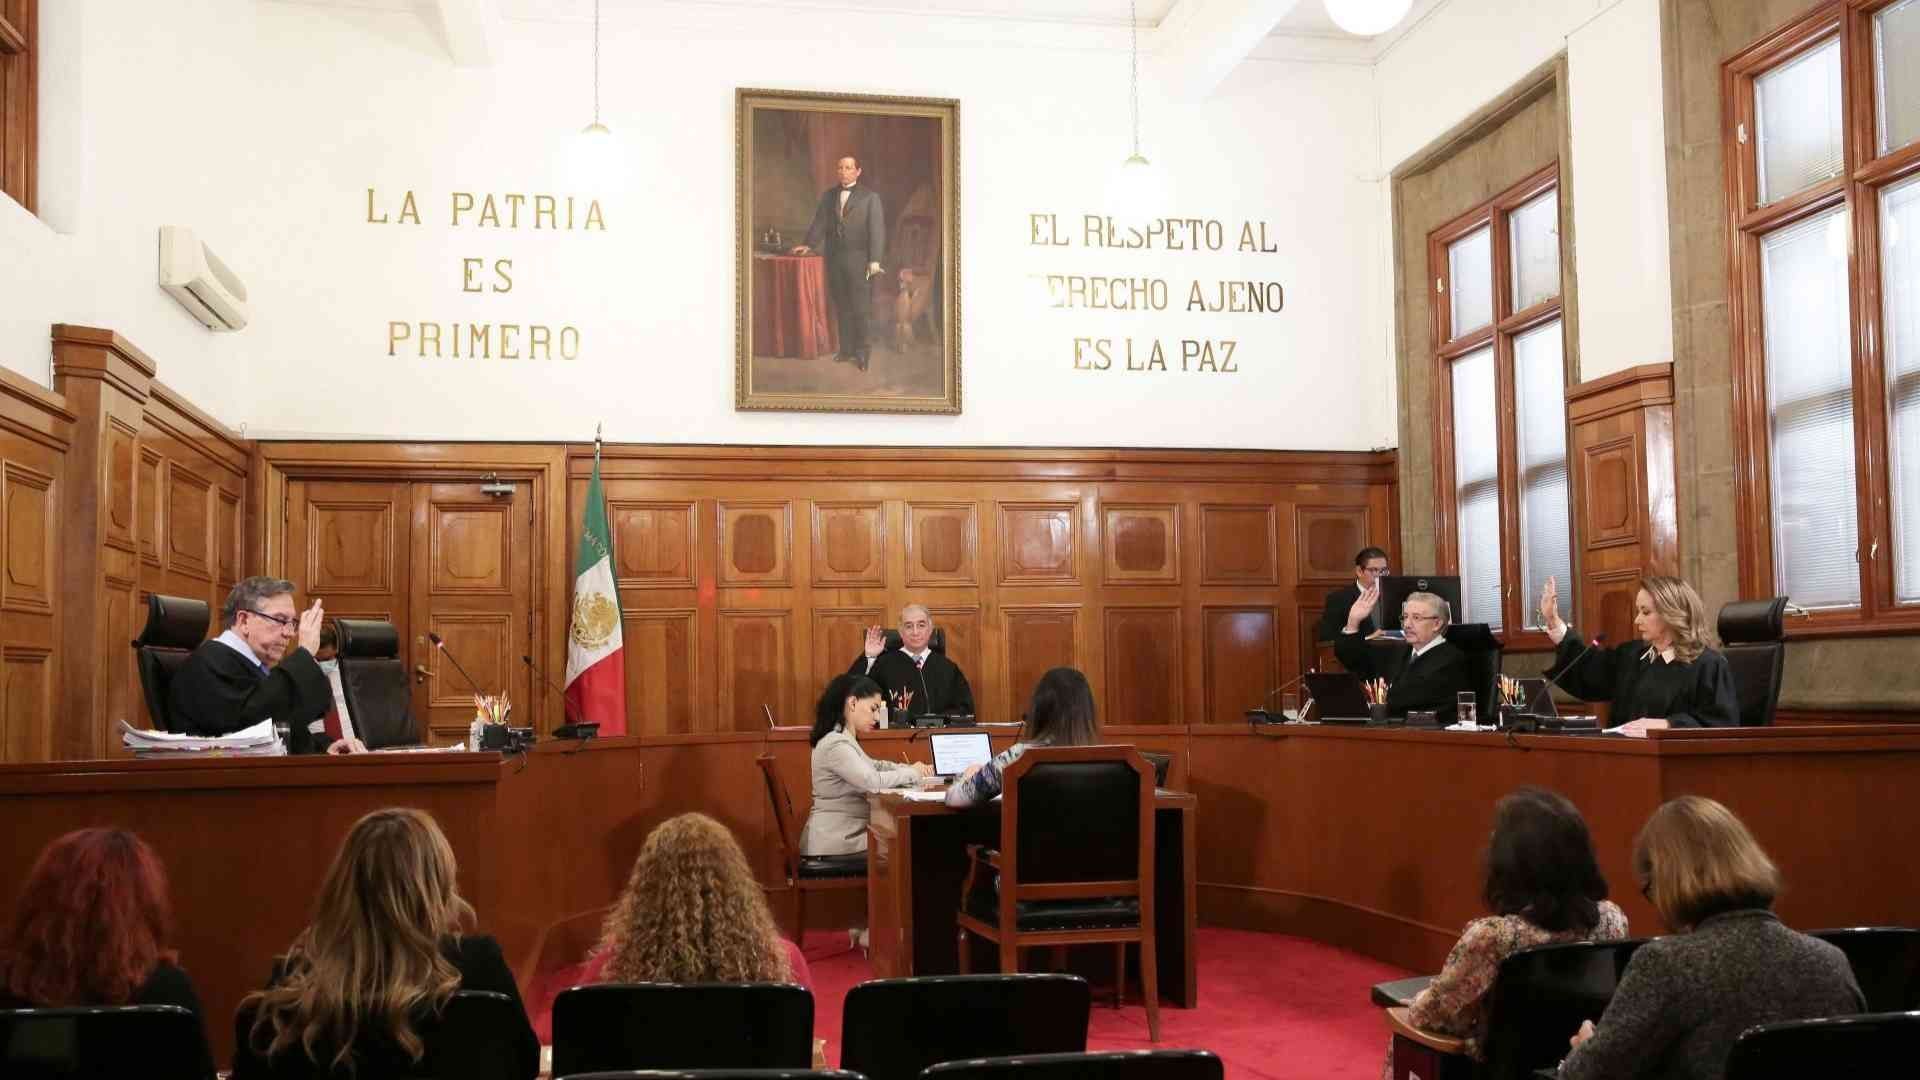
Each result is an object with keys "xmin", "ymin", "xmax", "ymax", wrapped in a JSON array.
[
  {"xmin": 838, "ymin": 974, "xmax": 1091, "ymax": 1080},
  {"xmin": 1477, "ymin": 939, "xmax": 1648, "ymax": 1080},
  {"xmin": 334, "ymin": 618, "xmax": 419, "ymax": 748},
  {"xmin": 1722, "ymin": 1011, "xmax": 1920, "ymax": 1079},
  {"xmin": 921, "ymin": 1050, "xmax": 1225, "ymax": 1080},
  {"xmin": 1809, "ymin": 927, "xmax": 1920, "ymax": 1012},
  {"xmin": 233, "ymin": 990, "xmax": 528, "ymax": 1080},
  {"xmin": 756, "ymin": 753, "xmax": 866, "ymax": 941},
  {"xmin": 1446, "ymin": 623, "xmax": 1502, "ymax": 720},
  {"xmin": 550, "ymin": 983, "xmax": 813, "ymax": 1076},
  {"xmin": 1717, "ymin": 597, "xmax": 1788, "ymax": 727},
  {"xmin": 954, "ymin": 746, "xmax": 1161, "ymax": 1042},
  {"xmin": 3, "ymin": 1004, "xmax": 209, "ymax": 1080},
  {"xmin": 130, "ymin": 594, "xmax": 212, "ymax": 732}
]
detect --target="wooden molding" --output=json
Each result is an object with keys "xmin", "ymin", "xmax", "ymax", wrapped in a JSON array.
[
  {"xmin": 148, "ymin": 380, "xmax": 252, "ymax": 475},
  {"xmin": 0, "ymin": 14, "xmax": 25, "ymax": 55},
  {"xmin": 50, "ymin": 325, "xmax": 158, "ymax": 403},
  {"xmin": 0, "ymin": 366, "xmax": 74, "ymax": 451},
  {"xmin": 1565, "ymin": 362, "xmax": 1675, "ymax": 421}
]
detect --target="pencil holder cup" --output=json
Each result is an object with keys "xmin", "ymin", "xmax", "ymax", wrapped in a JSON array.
[{"xmin": 1367, "ymin": 702, "xmax": 1390, "ymax": 725}]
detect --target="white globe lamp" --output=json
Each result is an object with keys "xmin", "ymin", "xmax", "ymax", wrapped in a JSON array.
[{"xmin": 1323, "ymin": 0, "xmax": 1413, "ymax": 37}]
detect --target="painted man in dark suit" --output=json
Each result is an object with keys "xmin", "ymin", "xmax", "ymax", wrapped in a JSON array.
[
  {"xmin": 792, "ymin": 155, "xmax": 886, "ymax": 370},
  {"xmin": 1318, "ymin": 545, "xmax": 1391, "ymax": 643},
  {"xmin": 167, "ymin": 575, "xmax": 363, "ymax": 754}
]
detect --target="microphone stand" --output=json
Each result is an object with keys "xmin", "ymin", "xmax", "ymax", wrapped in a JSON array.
[
  {"xmin": 523, "ymin": 653, "xmax": 596, "ymax": 742},
  {"xmin": 1247, "ymin": 671, "xmax": 1311, "ymax": 725},
  {"xmin": 1522, "ymin": 628, "xmax": 1609, "ymax": 730}
]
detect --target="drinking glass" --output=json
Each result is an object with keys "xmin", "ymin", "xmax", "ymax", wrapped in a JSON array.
[
  {"xmin": 1455, "ymin": 691, "xmax": 1479, "ymax": 728},
  {"xmin": 1280, "ymin": 690, "xmax": 1300, "ymax": 721}
]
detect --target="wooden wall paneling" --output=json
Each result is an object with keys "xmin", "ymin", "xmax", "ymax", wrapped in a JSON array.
[
  {"xmin": 809, "ymin": 501, "xmax": 885, "ymax": 588},
  {"xmin": 1568, "ymin": 364, "xmax": 1678, "ymax": 641},
  {"xmin": 1103, "ymin": 606, "xmax": 1183, "ymax": 727},
  {"xmin": 52, "ymin": 326, "xmax": 155, "ymax": 758},
  {"xmin": 905, "ymin": 501, "xmax": 978, "ymax": 587},
  {"xmin": 1001, "ymin": 604, "xmax": 1080, "ymax": 723},
  {"xmin": 718, "ymin": 501, "xmax": 792, "ymax": 587},
  {"xmin": 609, "ymin": 500, "xmax": 695, "ymax": 590},
  {"xmin": 1202, "ymin": 606, "xmax": 1279, "ymax": 726},
  {"xmin": 412, "ymin": 480, "xmax": 534, "ymax": 741},
  {"xmin": 997, "ymin": 501, "xmax": 1081, "ymax": 587},
  {"xmin": 719, "ymin": 610, "xmax": 791, "ymax": 733},
  {"xmin": 1293, "ymin": 504, "xmax": 1370, "ymax": 584},
  {"xmin": 1199, "ymin": 503, "xmax": 1278, "ymax": 586},
  {"xmin": 812, "ymin": 605, "xmax": 885, "ymax": 700},
  {"xmin": 0, "ymin": 366, "xmax": 71, "ymax": 762},
  {"xmin": 927, "ymin": 604, "xmax": 981, "ymax": 698},
  {"xmin": 1102, "ymin": 503, "xmax": 1181, "ymax": 585},
  {"xmin": 624, "ymin": 608, "xmax": 697, "ymax": 734}
]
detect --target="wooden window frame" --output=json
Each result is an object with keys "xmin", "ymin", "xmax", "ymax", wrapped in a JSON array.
[
  {"xmin": 0, "ymin": 0, "xmax": 35, "ymax": 214},
  {"xmin": 1725, "ymin": 0, "xmax": 1920, "ymax": 639},
  {"xmin": 1429, "ymin": 162, "xmax": 1566, "ymax": 650}
]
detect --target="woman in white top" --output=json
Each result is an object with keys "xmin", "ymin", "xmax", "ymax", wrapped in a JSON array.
[{"xmin": 799, "ymin": 674, "xmax": 932, "ymax": 858}]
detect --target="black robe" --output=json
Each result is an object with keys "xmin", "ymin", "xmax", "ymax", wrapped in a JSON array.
[
  {"xmin": 848, "ymin": 648, "xmax": 975, "ymax": 720},
  {"xmin": 1319, "ymin": 582, "xmax": 1378, "ymax": 643},
  {"xmin": 1545, "ymin": 629, "xmax": 1739, "ymax": 727},
  {"xmin": 167, "ymin": 639, "xmax": 334, "ymax": 753},
  {"xmin": 1333, "ymin": 632, "xmax": 1472, "ymax": 722}
]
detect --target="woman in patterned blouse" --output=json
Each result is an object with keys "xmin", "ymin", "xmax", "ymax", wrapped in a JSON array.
[
  {"xmin": 1384, "ymin": 787, "xmax": 1629, "ymax": 1077},
  {"xmin": 945, "ymin": 667, "xmax": 1100, "ymax": 808}
]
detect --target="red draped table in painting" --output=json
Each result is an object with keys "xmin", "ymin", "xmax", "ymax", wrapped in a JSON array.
[{"xmin": 753, "ymin": 254, "xmax": 837, "ymax": 359}]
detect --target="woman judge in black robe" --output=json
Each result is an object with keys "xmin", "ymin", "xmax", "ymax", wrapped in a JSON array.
[{"xmin": 1538, "ymin": 574, "xmax": 1739, "ymax": 731}]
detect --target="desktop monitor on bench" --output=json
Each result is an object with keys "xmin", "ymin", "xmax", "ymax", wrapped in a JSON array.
[{"xmin": 1378, "ymin": 574, "xmax": 1464, "ymax": 632}]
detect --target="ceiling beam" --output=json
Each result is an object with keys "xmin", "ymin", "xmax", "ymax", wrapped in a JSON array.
[
  {"xmin": 1154, "ymin": 0, "xmax": 1306, "ymax": 102},
  {"xmin": 425, "ymin": 0, "xmax": 498, "ymax": 67}
]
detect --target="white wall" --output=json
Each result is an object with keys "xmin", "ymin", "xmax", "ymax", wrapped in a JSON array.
[
  {"xmin": 1375, "ymin": 0, "xmax": 1673, "ymax": 382},
  {"xmin": 0, "ymin": 0, "xmax": 1393, "ymax": 450}
]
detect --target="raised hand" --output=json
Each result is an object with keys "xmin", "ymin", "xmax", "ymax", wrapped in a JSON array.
[
  {"xmin": 863, "ymin": 625, "xmax": 886, "ymax": 659},
  {"xmin": 1345, "ymin": 582, "xmax": 1381, "ymax": 633},
  {"xmin": 297, "ymin": 599, "xmax": 325, "ymax": 656},
  {"xmin": 1539, "ymin": 576, "xmax": 1562, "ymax": 631}
]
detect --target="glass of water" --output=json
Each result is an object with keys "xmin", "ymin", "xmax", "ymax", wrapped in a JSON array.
[
  {"xmin": 1455, "ymin": 692, "xmax": 1479, "ymax": 728},
  {"xmin": 1281, "ymin": 690, "xmax": 1300, "ymax": 721}
]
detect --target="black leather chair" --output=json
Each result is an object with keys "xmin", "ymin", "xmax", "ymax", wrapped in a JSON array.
[
  {"xmin": 560, "ymin": 1073, "xmax": 862, "ymax": 1080},
  {"xmin": 839, "ymin": 974, "xmax": 1091, "ymax": 1080},
  {"xmin": 551, "ymin": 984, "xmax": 813, "ymax": 1076},
  {"xmin": 1446, "ymin": 622, "xmax": 1503, "ymax": 721},
  {"xmin": 334, "ymin": 618, "xmax": 419, "ymax": 749},
  {"xmin": 234, "ymin": 989, "xmax": 529, "ymax": 1079},
  {"xmin": 1723, "ymin": 1010, "xmax": 1920, "ymax": 1078},
  {"xmin": 3, "ymin": 1004, "xmax": 209, "ymax": 1080},
  {"xmin": 130, "ymin": 594, "xmax": 212, "ymax": 732},
  {"xmin": 1810, "ymin": 927, "xmax": 1920, "ymax": 1011},
  {"xmin": 954, "ymin": 746, "xmax": 1160, "ymax": 1042},
  {"xmin": 1477, "ymin": 939, "xmax": 1648, "ymax": 1080},
  {"xmin": 921, "ymin": 1050, "xmax": 1224, "ymax": 1080},
  {"xmin": 1717, "ymin": 597, "xmax": 1788, "ymax": 727}
]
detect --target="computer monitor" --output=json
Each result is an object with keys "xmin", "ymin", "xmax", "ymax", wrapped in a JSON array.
[{"xmin": 1379, "ymin": 574, "xmax": 1464, "ymax": 630}]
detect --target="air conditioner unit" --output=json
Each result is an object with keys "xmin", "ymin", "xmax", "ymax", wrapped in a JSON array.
[{"xmin": 158, "ymin": 226, "xmax": 250, "ymax": 331}]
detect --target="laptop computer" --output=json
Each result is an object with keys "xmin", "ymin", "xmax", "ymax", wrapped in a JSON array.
[
  {"xmin": 1302, "ymin": 672, "xmax": 1374, "ymax": 724},
  {"xmin": 928, "ymin": 730, "xmax": 994, "ymax": 778}
]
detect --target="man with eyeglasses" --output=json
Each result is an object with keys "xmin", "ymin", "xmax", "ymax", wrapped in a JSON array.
[
  {"xmin": 1318, "ymin": 546, "xmax": 1391, "ymax": 644},
  {"xmin": 1333, "ymin": 586, "xmax": 1473, "ymax": 723},
  {"xmin": 168, "ymin": 576, "xmax": 364, "ymax": 754},
  {"xmin": 849, "ymin": 602, "xmax": 974, "ymax": 723}
]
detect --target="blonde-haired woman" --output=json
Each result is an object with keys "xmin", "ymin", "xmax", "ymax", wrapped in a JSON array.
[
  {"xmin": 587, "ymin": 812, "xmax": 808, "ymax": 986},
  {"xmin": 1558, "ymin": 797, "xmax": 1861, "ymax": 1079},
  {"xmin": 233, "ymin": 808, "xmax": 538, "ymax": 1079},
  {"xmin": 1537, "ymin": 574, "xmax": 1738, "ymax": 731}
]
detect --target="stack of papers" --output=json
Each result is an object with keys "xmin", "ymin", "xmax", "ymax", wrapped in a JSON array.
[{"xmin": 119, "ymin": 719, "xmax": 283, "ymax": 757}]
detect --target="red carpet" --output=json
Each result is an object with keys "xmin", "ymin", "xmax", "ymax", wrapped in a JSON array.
[{"xmin": 802, "ymin": 928, "xmax": 1411, "ymax": 1080}]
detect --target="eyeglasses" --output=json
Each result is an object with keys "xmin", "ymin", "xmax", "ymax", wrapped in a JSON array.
[
  {"xmin": 1361, "ymin": 565, "xmax": 1391, "ymax": 576},
  {"xmin": 243, "ymin": 608, "xmax": 295, "ymax": 628},
  {"xmin": 1401, "ymin": 612, "xmax": 1442, "ymax": 623}
]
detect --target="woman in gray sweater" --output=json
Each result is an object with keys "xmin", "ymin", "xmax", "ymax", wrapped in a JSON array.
[{"xmin": 1558, "ymin": 796, "xmax": 1863, "ymax": 1080}]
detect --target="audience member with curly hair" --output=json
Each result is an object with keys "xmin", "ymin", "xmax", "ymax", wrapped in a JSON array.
[
  {"xmin": 0, "ymin": 827, "xmax": 216, "ymax": 1079},
  {"xmin": 584, "ymin": 811, "xmax": 809, "ymax": 987},
  {"xmin": 233, "ymin": 807, "xmax": 538, "ymax": 1079}
]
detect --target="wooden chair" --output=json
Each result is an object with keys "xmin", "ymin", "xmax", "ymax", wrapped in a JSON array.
[
  {"xmin": 953, "ymin": 745, "xmax": 1160, "ymax": 1042},
  {"xmin": 756, "ymin": 753, "xmax": 865, "ymax": 941}
]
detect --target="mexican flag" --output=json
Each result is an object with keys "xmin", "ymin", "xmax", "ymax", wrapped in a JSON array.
[{"xmin": 564, "ymin": 442, "xmax": 627, "ymax": 734}]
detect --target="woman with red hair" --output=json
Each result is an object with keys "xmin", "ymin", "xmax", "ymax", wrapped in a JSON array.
[{"xmin": 0, "ymin": 827, "xmax": 215, "ymax": 1078}]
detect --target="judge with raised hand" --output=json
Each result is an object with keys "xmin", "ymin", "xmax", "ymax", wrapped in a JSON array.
[
  {"xmin": 167, "ymin": 576, "xmax": 365, "ymax": 754},
  {"xmin": 1538, "ymin": 574, "xmax": 1738, "ymax": 732},
  {"xmin": 1331, "ymin": 583, "xmax": 1472, "ymax": 722},
  {"xmin": 848, "ymin": 603, "xmax": 974, "ymax": 723}
]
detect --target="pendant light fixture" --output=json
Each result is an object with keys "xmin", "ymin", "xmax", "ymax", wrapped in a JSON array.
[
  {"xmin": 1123, "ymin": 0, "xmax": 1148, "ymax": 170},
  {"xmin": 1322, "ymin": 0, "xmax": 1413, "ymax": 37},
  {"xmin": 583, "ymin": 0, "xmax": 609, "ymax": 137}
]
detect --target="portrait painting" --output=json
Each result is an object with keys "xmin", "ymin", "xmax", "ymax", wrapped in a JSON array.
[{"xmin": 735, "ymin": 88, "xmax": 961, "ymax": 414}]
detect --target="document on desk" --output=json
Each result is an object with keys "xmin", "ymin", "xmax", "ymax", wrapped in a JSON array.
[{"xmin": 901, "ymin": 789, "xmax": 950, "ymax": 802}]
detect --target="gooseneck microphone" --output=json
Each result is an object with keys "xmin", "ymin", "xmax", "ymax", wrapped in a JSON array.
[
  {"xmin": 522, "ymin": 653, "xmax": 596, "ymax": 740},
  {"xmin": 426, "ymin": 632, "xmax": 486, "ymax": 696},
  {"xmin": 1529, "ymin": 630, "xmax": 1608, "ymax": 716},
  {"xmin": 1248, "ymin": 670, "xmax": 1312, "ymax": 723}
]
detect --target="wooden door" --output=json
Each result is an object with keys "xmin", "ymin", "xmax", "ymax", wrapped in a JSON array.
[
  {"xmin": 285, "ymin": 478, "xmax": 534, "ymax": 744},
  {"xmin": 410, "ymin": 480, "xmax": 534, "ymax": 742}
]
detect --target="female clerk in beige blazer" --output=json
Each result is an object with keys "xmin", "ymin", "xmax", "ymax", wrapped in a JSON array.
[{"xmin": 800, "ymin": 674, "xmax": 932, "ymax": 859}]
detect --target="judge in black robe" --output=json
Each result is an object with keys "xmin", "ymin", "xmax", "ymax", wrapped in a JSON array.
[
  {"xmin": 1537, "ymin": 574, "xmax": 1739, "ymax": 728},
  {"xmin": 1331, "ymin": 583, "xmax": 1472, "ymax": 722},
  {"xmin": 166, "ymin": 578, "xmax": 338, "ymax": 754},
  {"xmin": 848, "ymin": 647, "xmax": 974, "ymax": 722}
]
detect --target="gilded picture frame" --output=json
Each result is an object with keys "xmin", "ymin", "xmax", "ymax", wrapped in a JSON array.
[{"xmin": 735, "ymin": 87, "xmax": 961, "ymax": 414}]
